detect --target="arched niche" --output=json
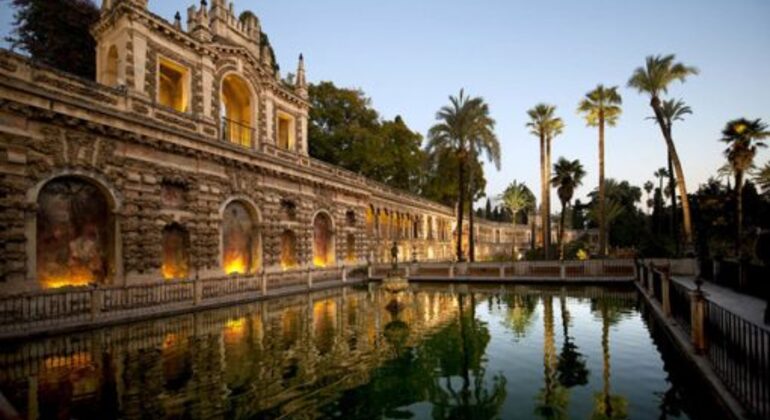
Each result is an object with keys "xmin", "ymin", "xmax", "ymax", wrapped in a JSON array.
[
  {"xmin": 220, "ymin": 74, "xmax": 255, "ymax": 147},
  {"xmin": 36, "ymin": 176, "xmax": 115, "ymax": 289},
  {"xmin": 280, "ymin": 229, "xmax": 298, "ymax": 270},
  {"xmin": 162, "ymin": 223, "xmax": 190, "ymax": 280},
  {"xmin": 312, "ymin": 212, "xmax": 335, "ymax": 267},
  {"xmin": 345, "ymin": 233, "xmax": 356, "ymax": 263},
  {"xmin": 221, "ymin": 200, "xmax": 261, "ymax": 275}
]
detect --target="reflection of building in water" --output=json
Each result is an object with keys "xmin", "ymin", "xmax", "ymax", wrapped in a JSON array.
[{"xmin": 0, "ymin": 285, "xmax": 472, "ymax": 418}]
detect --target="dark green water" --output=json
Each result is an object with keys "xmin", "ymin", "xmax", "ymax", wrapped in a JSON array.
[{"xmin": 0, "ymin": 283, "xmax": 724, "ymax": 419}]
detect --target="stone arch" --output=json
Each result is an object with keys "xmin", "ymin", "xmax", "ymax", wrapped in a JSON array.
[
  {"xmin": 32, "ymin": 175, "xmax": 119, "ymax": 288},
  {"xmin": 162, "ymin": 223, "xmax": 190, "ymax": 280},
  {"xmin": 312, "ymin": 210, "xmax": 335, "ymax": 267},
  {"xmin": 220, "ymin": 198, "xmax": 262, "ymax": 275},
  {"xmin": 220, "ymin": 72, "xmax": 256, "ymax": 147}
]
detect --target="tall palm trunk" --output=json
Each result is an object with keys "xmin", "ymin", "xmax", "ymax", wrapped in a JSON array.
[
  {"xmin": 540, "ymin": 134, "xmax": 549, "ymax": 256},
  {"xmin": 598, "ymin": 116, "xmax": 607, "ymax": 257},
  {"xmin": 468, "ymin": 162, "xmax": 476, "ymax": 262},
  {"xmin": 542, "ymin": 137, "xmax": 551, "ymax": 259},
  {"xmin": 651, "ymin": 97, "xmax": 693, "ymax": 247},
  {"xmin": 456, "ymin": 152, "xmax": 466, "ymax": 261},
  {"xmin": 735, "ymin": 170, "xmax": 744, "ymax": 258},
  {"xmin": 667, "ymin": 150, "xmax": 679, "ymax": 255},
  {"xmin": 559, "ymin": 201, "xmax": 567, "ymax": 260}
]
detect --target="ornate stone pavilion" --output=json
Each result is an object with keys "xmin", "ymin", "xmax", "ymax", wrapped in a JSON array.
[{"xmin": 0, "ymin": 0, "xmax": 522, "ymax": 293}]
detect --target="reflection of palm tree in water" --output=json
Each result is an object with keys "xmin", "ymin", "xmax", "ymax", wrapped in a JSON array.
[
  {"xmin": 557, "ymin": 292, "xmax": 589, "ymax": 394},
  {"xmin": 591, "ymin": 298, "xmax": 628, "ymax": 420},
  {"xmin": 535, "ymin": 295, "xmax": 569, "ymax": 419},
  {"xmin": 433, "ymin": 293, "xmax": 507, "ymax": 419}
]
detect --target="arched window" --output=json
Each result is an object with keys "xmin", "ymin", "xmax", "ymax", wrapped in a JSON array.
[
  {"xmin": 221, "ymin": 74, "xmax": 254, "ymax": 147},
  {"xmin": 313, "ymin": 212, "xmax": 335, "ymax": 267},
  {"xmin": 162, "ymin": 224, "xmax": 190, "ymax": 280},
  {"xmin": 104, "ymin": 45, "xmax": 119, "ymax": 87},
  {"xmin": 36, "ymin": 177, "xmax": 113, "ymax": 288},
  {"xmin": 280, "ymin": 229, "xmax": 298, "ymax": 269},
  {"xmin": 345, "ymin": 233, "xmax": 356, "ymax": 263},
  {"xmin": 222, "ymin": 201, "xmax": 260, "ymax": 275}
]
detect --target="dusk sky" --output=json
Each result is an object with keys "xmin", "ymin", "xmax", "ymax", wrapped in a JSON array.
[{"xmin": 2, "ymin": 0, "xmax": 769, "ymax": 207}]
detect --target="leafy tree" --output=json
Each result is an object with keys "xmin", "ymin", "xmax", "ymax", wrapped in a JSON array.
[
  {"xmin": 500, "ymin": 181, "xmax": 535, "ymax": 258},
  {"xmin": 551, "ymin": 158, "xmax": 586, "ymax": 260},
  {"xmin": 527, "ymin": 104, "xmax": 564, "ymax": 259},
  {"xmin": 308, "ymin": 82, "xmax": 425, "ymax": 195},
  {"xmin": 720, "ymin": 118, "xmax": 769, "ymax": 257},
  {"xmin": 428, "ymin": 90, "xmax": 497, "ymax": 261},
  {"xmin": 422, "ymin": 147, "xmax": 486, "ymax": 208},
  {"xmin": 485, "ymin": 199, "xmax": 492, "ymax": 219},
  {"xmin": 572, "ymin": 199, "xmax": 587, "ymax": 230},
  {"xmin": 578, "ymin": 85, "xmax": 622, "ymax": 257},
  {"xmin": 6, "ymin": 0, "xmax": 100, "ymax": 79},
  {"xmin": 628, "ymin": 54, "xmax": 698, "ymax": 248}
]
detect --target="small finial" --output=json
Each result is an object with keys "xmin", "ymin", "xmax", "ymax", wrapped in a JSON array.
[{"xmin": 201, "ymin": 0, "xmax": 207, "ymax": 7}]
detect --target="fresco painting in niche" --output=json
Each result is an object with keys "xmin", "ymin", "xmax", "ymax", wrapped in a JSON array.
[
  {"xmin": 280, "ymin": 230, "xmax": 298, "ymax": 269},
  {"xmin": 313, "ymin": 213, "xmax": 334, "ymax": 267},
  {"xmin": 222, "ymin": 202, "xmax": 258, "ymax": 275},
  {"xmin": 162, "ymin": 224, "xmax": 190, "ymax": 280},
  {"xmin": 36, "ymin": 177, "xmax": 112, "ymax": 289}
]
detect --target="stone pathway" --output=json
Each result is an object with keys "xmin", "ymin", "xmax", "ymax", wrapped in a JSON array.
[{"xmin": 672, "ymin": 275, "xmax": 769, "ymax": 332}]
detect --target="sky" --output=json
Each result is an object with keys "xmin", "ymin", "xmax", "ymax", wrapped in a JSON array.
[{"xmin": 2, "ymin": 0, "xmax": 769, "ymax": 207}]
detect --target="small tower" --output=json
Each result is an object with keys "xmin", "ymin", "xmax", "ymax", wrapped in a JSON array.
[
  {"xmin": 295, "ymin": 54, "xmax": 308, "ymax": 99},
  {"xmin": 187, "ymin": 0, "xmax": 212, "ymax": 42}
]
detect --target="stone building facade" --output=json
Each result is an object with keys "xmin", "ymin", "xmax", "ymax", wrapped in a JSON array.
[{"xmin": 0, "ymin": 0, "xmax": 519, "ymax": 294}]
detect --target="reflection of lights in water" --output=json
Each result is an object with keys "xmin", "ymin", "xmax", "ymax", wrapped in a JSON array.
[
  {"xmin": 44, "ymin": 352, "xmax": 92, "ymax": 370},
  {"xmin": 162, "ymin": 333, "xmax": 178, "ymax": 349},
  {"xmin": 39, "ymin": 266, "xmax": 94, "ymax": 289},
  {"xmin": 224, "ymin": 256, "xmax": 247, "ymax": 275},
  {"xmin": 224, "ymin": 318, "xmax": 246, "ymax": 341}
]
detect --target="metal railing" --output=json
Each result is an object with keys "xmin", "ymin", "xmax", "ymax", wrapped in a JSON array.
[
  {"xmin": 705, "ymin": 301, "xmax": 770, "ymax": 419},
  {"xmin": 669, "ymin": 280, "xmax": 691, "ymax": 334},
  {"xmin": 221, "ymin": 117, "xmax": 255, "ymax": 148}
]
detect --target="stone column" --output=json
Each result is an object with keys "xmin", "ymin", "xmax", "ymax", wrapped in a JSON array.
[
  {"xmin": 91, "ymin": 288, "xmax": 104, "ymax": 321},
  {"xmin": 559, "ymin": 262, "xmax": 566, "ymax": 280},
  {"xmin": 690, "ymin": 290, "xmax": 708, "ymax": 354},
  {"xmin": 194, "ymin": 277, "xmax": 203, "ymax": 305}
]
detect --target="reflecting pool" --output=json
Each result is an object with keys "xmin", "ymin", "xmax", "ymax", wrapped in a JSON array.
[{"xmin": 0, "ymin": 283, "xmax": 725, "ymax": 419}]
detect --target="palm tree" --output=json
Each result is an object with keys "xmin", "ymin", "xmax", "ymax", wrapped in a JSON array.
[
  {"xmin": 720, "ymin": 118, "xmax": 769, "ymax": 257},
  {"xmin": 500, "ymin": 181, "xmax": 535, "ymax": 259},
  {"xmin": 591, "ymin": 297, "xmax": 629, "ymax": 420},
  {"xmin": 466, "ymin": 102, "xmax": 501, "ymax": 262},
  {"xmin": 754, "ymin": 160, "xmax": 770, "ymax": 196},
  {"xmin": 656, "ymin": 99, "xmax": 692, "ymax": 254},
  {"xmin": 628, "ymin": 54, "xmax": 698, "ymax": 248},
  {"xmin": 551, "ymin": 158, "xmax": 586, "ymax": 260},
  {"xmin": 527, "ymin": 104, "xmax": 564, "ymax": 259},
  {"xmin": 429, "ymin": 90, "xmax": 496, "ymax": 261},
  {"xmin": 577, "ymin": 85, "xmax": 622, "ymax": 257}
]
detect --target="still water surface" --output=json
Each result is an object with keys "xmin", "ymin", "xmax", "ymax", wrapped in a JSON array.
[{"xmin": 0, "ymin": 283, "xmax": 723, "ymax": 419}]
